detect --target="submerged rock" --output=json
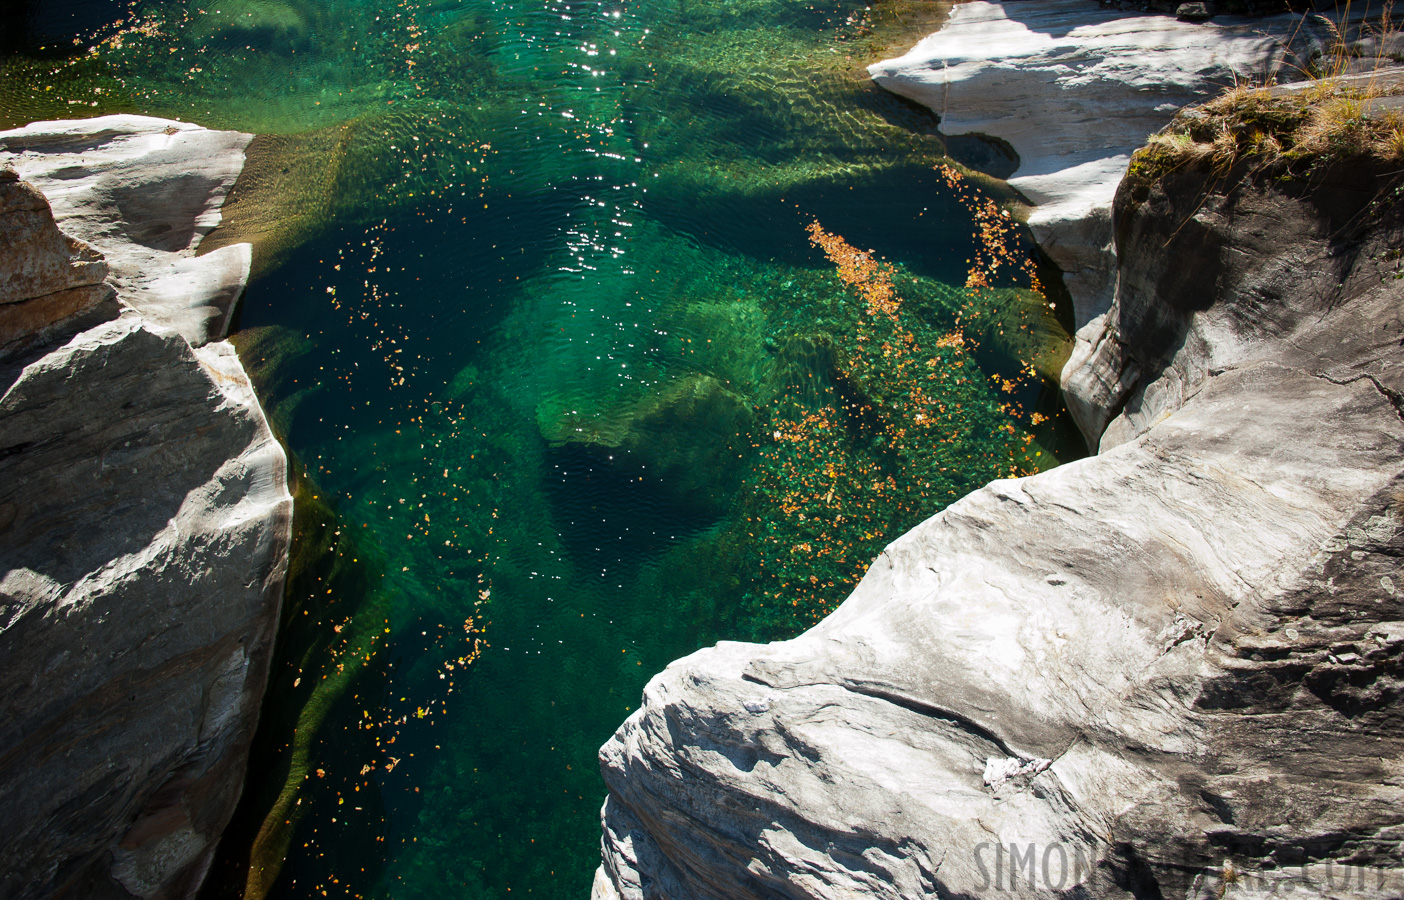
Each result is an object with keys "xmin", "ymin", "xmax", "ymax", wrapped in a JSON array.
[
  {"xmin": 538, "ymin": 374, "xmax": 756, "ymax": 518},
  {"xmin": 0, "ymin": 118, "xmax": 290, "ymax": 900},
  {"xmin": 593, "ymin": 116, "xmax": 1404, "ymax": 900},
  {"xmin": 187, "ymin": 0, "xmax": 314, "ymax": 56},
  {"xmin": 868, "ymin": 0, "xmax": 1325, "ymax": 327}
]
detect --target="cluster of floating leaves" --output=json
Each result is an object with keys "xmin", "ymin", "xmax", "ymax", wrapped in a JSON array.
[
  {"xmin": 938, "ymin": 162, "xmax": 1049, "ymax": 306},
  {"xmin": 735, "ymin": 169, "xmax": 1052, "ymax": 637},
  {"xmin": 804, "ymin": 220, "xmax": 900, "ymax": 319}
]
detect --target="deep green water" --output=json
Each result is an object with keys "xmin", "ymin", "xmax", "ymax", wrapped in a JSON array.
[{"xmin": 5, "ymin": 1, "xmax": 1082, "ymax": 896}]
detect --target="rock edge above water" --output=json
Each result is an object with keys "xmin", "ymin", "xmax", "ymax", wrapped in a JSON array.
[
  {"xmin": 868, "ymin": 0, "xmax": 1327, "ymax": 328},
  {"xmin": 592, "ymin": 85, "xmax": 1404, "ymax": 900},
  {"xmin": 0, "ymin": 116, "xmax": 291, "ymax": 900}
]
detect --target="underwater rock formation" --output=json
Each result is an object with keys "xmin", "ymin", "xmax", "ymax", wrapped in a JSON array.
[
  {"xmin": 0, "ymin": 117, "xmax": 290, "ymax": 900},
  {"xmin": 868, "ymin": 0, "xmax": 1325, "ymax": 327},
  {"xmin": 592, "ymin": 102, "xmax": 1404, "ymax": 900},
  {"xmin": 187, "ymin": 0, "xmax": 315, "ymax": 56},
  {"xmin": 537, "ymin": 373, "xmax": 756, "ymax": 518}
]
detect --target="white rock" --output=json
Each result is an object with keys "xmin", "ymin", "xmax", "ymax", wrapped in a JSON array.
[
  {"xmin": 869, "ymin": 1, "xmax": 1322, "ymax": 327},
  {"xmin": 594, "ymin": 113, "xmax": 1404, "ymax": 900},
  {"xmin": 1, "ymin": 115, "xmax": 253, "ymax": 347},
  {"xmin": 982, "ymin": 756, "xmax": 1051, "ymax": 789}
]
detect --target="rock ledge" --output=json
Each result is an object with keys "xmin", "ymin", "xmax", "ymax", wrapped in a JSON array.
[
  {"xmin": 0, "ymin": 117, "xmax": 290, "ymax": 900},
  {"xmin": 868, "ymin": 0, "xmax": 1326, "ymax": 327}
]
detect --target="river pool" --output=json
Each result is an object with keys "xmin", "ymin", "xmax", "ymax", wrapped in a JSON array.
[{"xmin": 3, "ymin": 1, "xmax": 1080, "ymax": 896}]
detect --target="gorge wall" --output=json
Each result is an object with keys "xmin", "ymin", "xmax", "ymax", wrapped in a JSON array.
[
  {"xmin": 0, "ymin": 117, "xmax": 290, "ymax": 900},
  {"xmin": 593, "ymin": 12, "xmax": 1404, "ymax": 900}
]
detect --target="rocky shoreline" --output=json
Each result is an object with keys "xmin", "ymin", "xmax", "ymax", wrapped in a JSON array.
[
  {"xmin": 593, "ymin": 8, "xmax": 1404, "ymax": 899},
  {"xmin": 4, "ymin": 6, "xmax": 1404, "ymax": 900},
  {"xmin": 0, "ymin": 116, "xmax": 289, "ymax": 900}
]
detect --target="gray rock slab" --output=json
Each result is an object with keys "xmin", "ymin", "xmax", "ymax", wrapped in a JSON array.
[
  {"xmin": 0, "ymin": 316, "xmax": 291, "ymax": 899},
  {"xmin": 0, "ymin": 117, "xmax": 289, "ymax": 900}
]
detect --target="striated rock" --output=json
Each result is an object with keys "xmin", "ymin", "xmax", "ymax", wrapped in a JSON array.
[
  {"xmin": 868, "ymin": 1, "xmax": 1325, "ymax": 327},
  {"xmin": 593, "ymin": 130, "xmax": 1404, "ymax": 899},
  {"xmin": 1057, "ymin": 312, "xmax": 1139, "ymax": 450},
  {"xmin": 0, "ymin": 318, "xmax": 290, "ymax": 899},
  {"xmin": 0, "ymin": 118, "xmax": 290, "ymax": 900},
  {"xmin": 0, "ymin": 171, "xmax": 117, "ymax": 356},
  {"xmin": 1062, "ymin": 68, "xmax": 1404, "ymax": 451},
  {"xmin": 0, "ymin": 282, "xmax": 115, "ymax": 355},
  {"xmin": 1, "ymin": 116, "xmax": 254, "ymax": 348},
  {"xmin": 0, "ymin": 175, "xmax": 107, "ymax": 305}
]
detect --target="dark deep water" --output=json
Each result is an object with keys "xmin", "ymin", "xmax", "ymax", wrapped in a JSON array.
[{"xmin": 2, "ymin": 0, "xmax": 1082, "ymax": 895}]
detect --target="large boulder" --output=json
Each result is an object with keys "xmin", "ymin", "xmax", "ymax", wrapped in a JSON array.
[
  {"xmin": 0, "ymin": 118, "xmax": 290, "ymax": 900},
  {"xmin": 1, "ymin": 115, "xmax": 254, "ymax": 348},
  {"xmin": 592, "ymin": 120, "xmax": 1404, "ymax": 900}
]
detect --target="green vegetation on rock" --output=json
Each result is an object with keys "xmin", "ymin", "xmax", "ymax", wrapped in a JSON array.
[{"xmin": 1127, "ymin": 73, "xmax": 1404, "ymax": 200}]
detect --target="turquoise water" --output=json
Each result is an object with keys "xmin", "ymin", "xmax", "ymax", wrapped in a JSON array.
[{"xmin": 5, "ymin": 1, "xmax": 1081, "ymax": 897}]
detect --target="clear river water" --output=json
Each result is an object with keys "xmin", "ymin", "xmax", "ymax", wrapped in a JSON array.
[{"xmin": 3, "ymin": 1, "xmax": 1081, "ymax": 896}]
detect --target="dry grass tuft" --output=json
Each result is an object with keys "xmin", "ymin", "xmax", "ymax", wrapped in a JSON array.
[
  {"xmin": 1128, "ymin": 2, "xmax": 1404, "ymax": 184},
  {"xmin": 1381, "ymin": 122, "xmax": 1404, "ymax": 157},
  {"xmin": 1129, "ymin": 80, "xmax": 1404, "ymax": 184},
  {"xmin": 1201, "ymin": 83, "xmax": 1278, "ymax": 118},
  {"xmin": 1296, "ymin": 93, "xmax": 1369, "ymax": 154}
]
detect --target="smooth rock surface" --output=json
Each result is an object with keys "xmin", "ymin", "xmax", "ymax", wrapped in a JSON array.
[
  {"xmin": 1, "ymin": 115, "xmax": 254, "ymax": 347},
  {"xmin": 869, "ymin": 1, "xmax": 1324, "ymax": 327},
  {"xmin": 593, "ymin": 138, "xmax": 1404, "ymax": 899},
  {"xmin": 0, "ymin": 118, "xmax": 290, "ymax": 900}
]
